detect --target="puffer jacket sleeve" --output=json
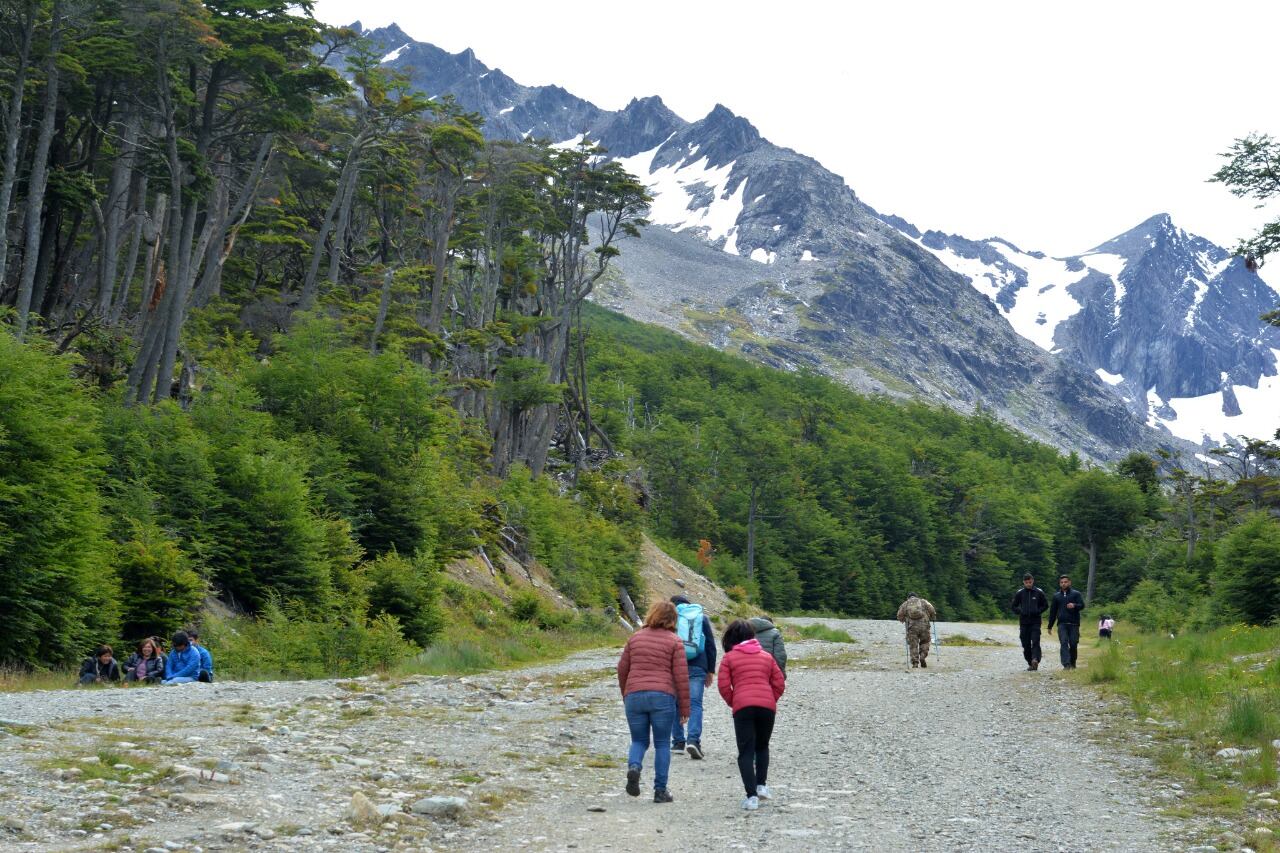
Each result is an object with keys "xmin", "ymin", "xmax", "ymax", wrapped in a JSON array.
[
  {"xmin": 617, "ymin": 636, "xmax": 632, "ymax": 696},
  {"xmin": 769, "ymin": 656, "xmax": 785, "ymax": 701},
  {"xmin": 672, "ymin": 637, "xmax": 691, "ymax": 718},
  {"xmin": 773, "ymin": 630, "xmax": 788, "ymax": 675},
  {"xmin": 717, "ymin": 653, "xmax": 735, "ymax": 707}
]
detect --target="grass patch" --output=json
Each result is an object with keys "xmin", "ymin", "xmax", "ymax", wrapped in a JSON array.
[
  {"xmin": 793, "ymin": 648, "xmax": 864, "ymax": 670},
  {"xmin": 789, "ymin": 623, "xmax": 856, "ymax": 644},
  {"xmin": 940, "ymin": 634, "xmax": 1006, "ymax": 647},
  {"xmin": 398, "ymin": 580, "xmax": 621, "ymax": 677},
  {"xmin": 0, "ymin": 667, "xmax": 76, "ymax": 693},
  {"xmin": 1070, "ymin": 624, "xmax": 1280, "ymax": 843},
  {"xmin": 43, "ymin": 748, "xmax": 164, "ymax": 784}
]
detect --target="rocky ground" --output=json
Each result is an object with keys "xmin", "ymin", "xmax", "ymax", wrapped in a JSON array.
[{"xmin": 0, "ymin": 620, "xmax": 1205, "ymax": 852}]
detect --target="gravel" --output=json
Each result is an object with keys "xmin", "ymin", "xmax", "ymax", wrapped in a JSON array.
[{"xmin": 0, "ymin": 619, "xmax": 1192, "ymax": 851}]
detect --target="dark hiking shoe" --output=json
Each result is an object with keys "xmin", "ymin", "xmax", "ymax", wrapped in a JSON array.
[
  {"xmin": 625, "ymin": 768, "xmax": 640, "ymax": 797},
  {"xmin": 920, "ymin": 659, "xmax": 927, "ymax": 668},
  {"xmin": 686, "ymin": 743, "xmax": 703, "ymax": 760},
  {"xmin": 671, "ymin": 741, "xmax": 685, "ymax": 753},
  {"xmin": 911, "ymin": 661, "xmax": 918, "ymax": 668},
  {"xmin": 653, "ymin": 788, "xmax": 673, "ymax": 804},
  {"xmin": 1026, "ymin": 663, "xmax": 1035, "ymax": 671},
  {"xmin": 1030, "ymin": 659, "xmax": 1039, "ymax": 671}
]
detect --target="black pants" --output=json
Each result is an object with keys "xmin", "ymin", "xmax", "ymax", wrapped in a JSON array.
[
  {"xmin": 733, "ymin": 707, "xmax": 776, "ymax": 797},
  {"xmin": 1057, "ymin": 623, "xmax": 1080, "ymax": 667},
  {"xmin": 1018, "ymin": 621, "xmax": 1041, "ymax": 663}
]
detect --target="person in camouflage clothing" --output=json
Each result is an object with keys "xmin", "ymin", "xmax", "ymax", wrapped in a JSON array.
[{"xmin": 896, "ymin": 593, "xmax": 937, "ymax": 668}]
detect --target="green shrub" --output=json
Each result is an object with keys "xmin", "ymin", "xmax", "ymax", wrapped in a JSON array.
[
  {"xmin": 791, "ymin": 623, "xmax": 856, "ymax": 643},
  {"xmin": 361, "ymin": 551, "xmax": 442, "ymax": 647}
]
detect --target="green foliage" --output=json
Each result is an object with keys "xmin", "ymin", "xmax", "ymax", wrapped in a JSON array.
[
  {"xmin": 1117, "ymin": 579, "xmax": 1181, "ymax": 635},
  {"xmin": 114, "ymin": 521, "xmax": 206, "ymax": 641},
  {"xmin": 0, "ymin": 334, "xmax": 118, "ymax": 667},
  {"xmin": 790, "ymin": 623, "xmax": 856, "ymax": 643},
  {"xmin": 360, "ymin": 551, "xmax": 442, "ymax": 647},
  {"xmin": 1214, "ymin": 513, "xmax": 1280, "ymax": 625},
  {"xmin": 498, "ymin": 466, "xmax": 641, "ymax": 607}
]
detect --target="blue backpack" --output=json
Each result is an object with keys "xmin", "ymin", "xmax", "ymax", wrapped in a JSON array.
[{"xmin": 675, "ymin": 603, "xmax": 705, "ymax": 660}]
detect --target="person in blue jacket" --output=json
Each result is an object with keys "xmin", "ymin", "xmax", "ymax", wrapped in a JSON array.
[
  {"xmin": 162, "ymin": 631, "xmax": 202, "ymax": 685},
  {"xmin": 188, "ymin": 627, "xmax": 214, "ymax": 683},
  {"xmin": 669, "ymin": 595, "xmax": 717, "ymax": 759}
]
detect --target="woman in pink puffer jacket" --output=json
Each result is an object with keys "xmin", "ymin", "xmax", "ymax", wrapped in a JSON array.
[{"xmin": 717, "ymin": 618, "xmax": 786, "ymax": 811}]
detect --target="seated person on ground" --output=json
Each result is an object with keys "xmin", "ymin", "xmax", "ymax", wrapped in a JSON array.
[
  {"xmin": 161, "ymin": 631, "xmax": 202, "ymax": 685},
  {"xmin": 124, "ymin": 637, "xmax": 166, "ymax": 684},
  {"xmin": 188, "ymin": 627, "xmax": 214, "ymax": 683},
  {"xmin": 79, "ymin": 645, "xmax": 122, "ymax": 685}
]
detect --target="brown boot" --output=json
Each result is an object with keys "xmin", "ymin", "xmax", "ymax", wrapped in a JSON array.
[
  {"xmin": 920, "ymin": 659, "xmax": 927, "ymax": 668},
  {"xmin": 911, "ymin": 660, "xmax": 919, "ymax": 668}
]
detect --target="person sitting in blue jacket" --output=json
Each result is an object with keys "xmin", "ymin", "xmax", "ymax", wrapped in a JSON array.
[
  {"xmin": 188, "ymin": 627, "xmax": 214, "ymax": 683},
  {"xmin": 162, "ymin": 631, "xmax": 202, "ymax": 685}
]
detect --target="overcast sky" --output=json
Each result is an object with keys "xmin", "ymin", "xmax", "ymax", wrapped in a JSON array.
[{"xmin": 313, "ymin": 0, "xmax": 1280, "ymax": 256}]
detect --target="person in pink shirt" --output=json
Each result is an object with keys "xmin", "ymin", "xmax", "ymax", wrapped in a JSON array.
[{"xmin": 717, "ymin": 618, "xmax": 786, "ymax": 811}]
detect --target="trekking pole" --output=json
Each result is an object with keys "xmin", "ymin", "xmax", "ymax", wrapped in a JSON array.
[
  {"xmin": 904, "ymin": 634, "xmax": 912, "ymax": 669},
  {"xmin": 932, "ymin": 620, "xmax": 941, "ymax": 665}
]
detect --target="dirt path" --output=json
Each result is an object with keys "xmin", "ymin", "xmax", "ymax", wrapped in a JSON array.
[{"xmin": 0, "ymin": 620, "xmax": 1181, "ymax": 852}]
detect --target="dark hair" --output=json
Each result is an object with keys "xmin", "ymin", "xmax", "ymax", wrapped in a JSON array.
[
  {"xmin": 171, "ymin": 631, "xmax": 190, "ymax": 648},
  {"xmin": 96, "ymin": 645, "xmax": 113, "ymax": 657},
  {"xmin": 722, "ymin": 619, "xmax": 756, "ymax": 653},
  {"xmin": 187, "ymin": 628, "xmax": 200, "ymax": 640},
  {"xmin": 669, "ymin": 594, "xmax": 690, "ymax": 606},
  {"xmin": 1022, "ymin": 573, "xmax": 1034, "ymax": 581},
  {"xmin": 1058, "ymin": 574, "xmax": 1070, "ymax": 581}
]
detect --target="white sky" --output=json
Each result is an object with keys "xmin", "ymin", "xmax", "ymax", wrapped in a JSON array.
[{"xmin": 314, "ymin": 0, "xmax": 1280, "ymax": 256}]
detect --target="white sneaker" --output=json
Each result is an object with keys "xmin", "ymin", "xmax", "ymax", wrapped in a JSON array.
[
  {"xmin": 742, "ymin": 796, "xmax": 759, "ymax": 811},
  {"xmin": 756, "ymin": 784, "xmax": 771, "ymax": 800}
]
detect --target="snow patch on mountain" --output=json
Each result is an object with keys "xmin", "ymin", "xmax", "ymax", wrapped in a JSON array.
[
  {"xmin": 1096, "ymin": 368, "xmax": 1125, "ymax": 386},
  {"xmin": 614, "ymin": 143, "xmax": 745, "ymax": 246},
  {"xmin": 381, "ymin": 43, "xmax": 410, "ymax": 63},
  {"xmin": 1148, "ymin": 358, "xmax": 1280, "ymax": 443}
]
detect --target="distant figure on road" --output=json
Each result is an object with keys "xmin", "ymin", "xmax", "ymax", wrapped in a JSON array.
[
  {"xmin": 669, "ymin": 595, "xmax": 716, "ymax": 759},
  {"xmin": 749, "ymin": 616, "xmax": 788, "ymax": 679},
  {"xmin": 78, "ymin": 645, "xmax": 122, "ymax": 685},
  {"xmin": 1010, "ymin": 573, "xmax": 1049, "ymax": 671},
  {"xmin": 1047, "ymin": 574, "xmax": 1086, "ymax": 669},
  {"xmin": 1098, "ymin": 615, "xmax": 1115, "ymax": 641},
  {"xmin": 616, "ymin": 600, "xmax": 690, "ymax": 804},
  {"xmin": 718, "ymin": 619, "xmax": 786, "ymax": 811},
  {"xmin": 896, "ymin": 593, "xmax": 937, "ymax": 668}
]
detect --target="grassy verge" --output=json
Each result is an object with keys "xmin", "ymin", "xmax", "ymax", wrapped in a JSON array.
[
  {"xmin": 0, "ymin": 580, "xmax": 625, "ymax": 692},
  {"xmin": 788, "ymin": 623, "xmax": 857, "ymax": 644},
  {"xmin": 399, "ymin": 581, "xmax": 622, "ymax": 676},
  {"xmin": 1070, "ymin": 625, "xmax": 1280, "ymax": 850}
]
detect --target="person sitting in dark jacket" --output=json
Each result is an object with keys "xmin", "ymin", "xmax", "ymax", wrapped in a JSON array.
[
  {"xmin": 188, "ymin": 628, "xmax": 214, "ymax": 683},
  {"xmin": 124, "ymin": 637, "xmax": 166, "ymax": 684},
  {"xmin": 78, "ymin": 645, "xmax": 122, "ymax": 685}
]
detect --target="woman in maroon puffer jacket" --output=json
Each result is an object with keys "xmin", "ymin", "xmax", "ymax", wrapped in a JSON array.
[
  {"xmin": 617, "ymin": 601, "xmax": 691, "ymax": 803},
  {"xmin": 717, "ymin": 618, "xmax": 785, "ymax": 811}
]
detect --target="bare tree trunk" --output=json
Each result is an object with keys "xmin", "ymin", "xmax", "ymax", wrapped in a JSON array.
[
  {"xmin": 0, "ymin": 0, "xmax": 36, "ymax": 291},
  {"xmin": 14, "ymin": 0, "xmax": 63, "ymax": 339},
  {"xmin": 325, "ymin": 155, "xmax": 361, "ymax": 288},
  {"xmin": 1084, "ymin": 535, "xmax": 1098, "ymax": 604},
  {"xmin": 369, "ymin": 266, "xmax": 394, "ymax": 353},
  {"xmin": 95, "ymin": 111, "xmax": 140, "ymax": 316},
  {"xmin": 110, "ymin": 175, "xmax": 149, "ymax": 325},
  {"xmin": 301, "ymin": 136, "xmax": 365, "ymax": 308}
]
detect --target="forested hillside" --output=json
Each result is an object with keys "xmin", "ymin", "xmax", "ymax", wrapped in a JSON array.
[{"xmin": 1, "ymin": 2, "xmax": 1277, "ymax": 673}]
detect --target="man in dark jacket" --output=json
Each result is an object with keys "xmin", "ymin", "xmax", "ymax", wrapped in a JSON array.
[
  {"xmin": 670, "ymin": 595, "xmax": 716, "ymax": 759},
  {"xmin": 78, "ymin": 645, "xmax": 122, "ymax": 685},
  {"xmin": 1010, "ymin": 573, "xmax": 1048, "ymax": 671},
  {"xmin": 1047, "ymin": 574, "xmax": 1086, "ymax": 669}
]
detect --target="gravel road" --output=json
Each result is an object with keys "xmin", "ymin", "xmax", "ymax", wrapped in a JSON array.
[{"xmin": 0, "ymin": 619, "xmax": 1184, "ymax": 852}]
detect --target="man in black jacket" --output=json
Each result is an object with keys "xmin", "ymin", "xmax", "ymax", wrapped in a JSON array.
[
  {"xmin": 1010, "ymin": 573, "xmax": 1048, "ymax": 671},
  {"xmin": 1047, "ymin": 574, "xmax": 1086, "ymax": 669}
]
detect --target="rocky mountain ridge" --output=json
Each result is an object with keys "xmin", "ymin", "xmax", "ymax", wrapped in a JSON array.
[{"xmin": 344, "ymin": 22, "xmax": 1255, "ymax": 457}]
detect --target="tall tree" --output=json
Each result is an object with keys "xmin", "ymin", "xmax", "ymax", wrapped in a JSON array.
[{"xmin": 1058, "ymin": 470, "xmax": 1144, "ymax": 603}]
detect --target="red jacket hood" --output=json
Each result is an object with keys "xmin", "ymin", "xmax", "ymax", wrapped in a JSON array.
[{"xmin": 734, "ymin": 638, "xmax": 763, "ymax": 654}]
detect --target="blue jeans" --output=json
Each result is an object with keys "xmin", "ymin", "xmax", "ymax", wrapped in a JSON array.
[
  {"xmin": 624, "ymin": 691, "xmax": 676, "ymax": 791},
  {"xmin": 162, "ymin": 677, "xmax": 197, "ymax": 685},
  {"xmin": 1057, "ymin": 623, "xmax": 1080, "ymax": 668},
  {"xmin": 672, "ymin": 672, "xmax": 705, "ymax": 745}
]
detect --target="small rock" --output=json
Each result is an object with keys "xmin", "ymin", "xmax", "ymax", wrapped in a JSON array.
[
  {"xmin": 214, "ymin": 821, "xmax": 254, "ymax": 833},
  {"xmin": 2, "ymin": 817, "xmax": 27, "ymax": 832},
  {"xmin": 409, "ymin": 796, "xmax": 468, "ymax": 819},
  {"xmin": 58, "ymin": 768, "xmax": 84, "ymax": 781},
  {"xmin": 1216, "ymin": 747, "xmax": 1249, "ymax": 760},
  {"xmin": 674, "ymin": 578, "xmax": 686, "ymax": 588},
  {"xmin": 376, "ymin": 803, "xmax": 401, "ymax": 817},
  {"xmin": 587, "ymin": 805, "xmax": 606, "ymax": 812},
  {"xmin": 113, "ymin": 763, "xmax": 133, "ymax": 771},
  {"xmin": 350, "ymin": 758, "xmax": 375, "ymax": 768},
  {"xmin": 346, "ymin": 792, "xmax": 383, "ymax": 826}
]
